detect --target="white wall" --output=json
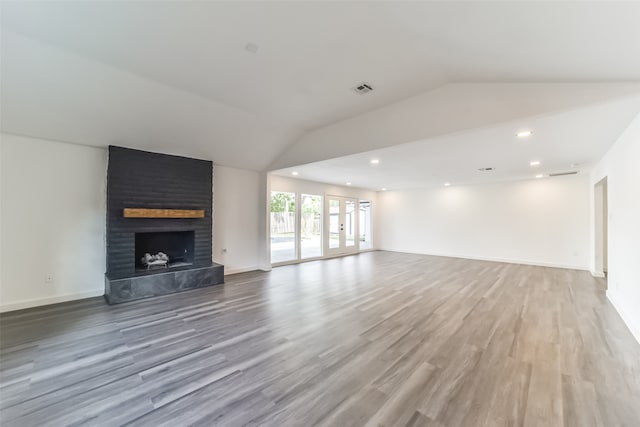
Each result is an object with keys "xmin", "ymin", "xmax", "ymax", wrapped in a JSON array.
[
  {"xmin": 378, "ymin": 174, "xmax": 590, "ymax": 270},
  {"xmin": 590, "ymin": 113, "xmax": 640, "ymax": 343},
  {"xmin": 213, "ymin": 165, "xmax": 263, "ymax": 274},
  {"xmin": 0, "ymin": 133, "xmax": 107, "ymax": 312}
]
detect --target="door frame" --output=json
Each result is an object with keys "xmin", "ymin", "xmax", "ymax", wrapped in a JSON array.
[{"xmin": 593, "ymin": 177, "xmax": 608, "ymax": 280}]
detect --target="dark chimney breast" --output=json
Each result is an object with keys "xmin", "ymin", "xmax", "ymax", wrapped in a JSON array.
[{"xmin": 104, "ymin": 146, "xmax": 223, "ymax": 303}]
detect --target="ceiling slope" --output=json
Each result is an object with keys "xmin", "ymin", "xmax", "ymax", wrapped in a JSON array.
[
  {"xmin": 3, "ymin": 1, "xmax": 640, "ymax": 131},
  {"xmin": 0, "ymin": 31, "xmax": 303, "ymax": 170},
  {"xmin": 269, "ymin": 83, "xmax": 640, "ymax": 170},
  {"xmin": 272, "ymin": 96, "xmax": 640, "ymax": 190},
  {"xmin": 2, "ymin": 1, "xmax": 640, "ymax": 172}
]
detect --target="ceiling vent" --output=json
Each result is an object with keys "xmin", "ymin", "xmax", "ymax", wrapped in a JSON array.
[
  {"xmin": 549, "ymin": 171, "xmax": 579, "ymax": 177},
  {"xmin": 353, "ymin": 82, "xmax": 374, "ymax": 94},
  {"xmin": 478, "ymin": 167, "xmax": 494, "ymax": 171}
]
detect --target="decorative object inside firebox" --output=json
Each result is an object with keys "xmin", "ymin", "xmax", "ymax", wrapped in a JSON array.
[{"xmin": 141, "ymin": 252, "xmax": 169, "ymax": 269}]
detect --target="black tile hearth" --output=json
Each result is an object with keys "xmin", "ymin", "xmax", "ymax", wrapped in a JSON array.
[{"xmin": 106, "ymin": 264, "xmax": 224, "ymax": 304}]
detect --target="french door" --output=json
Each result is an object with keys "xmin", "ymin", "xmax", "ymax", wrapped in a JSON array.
[{"xmin": 325, "ymin": 196, "xmax": 359, "ymax": 256}]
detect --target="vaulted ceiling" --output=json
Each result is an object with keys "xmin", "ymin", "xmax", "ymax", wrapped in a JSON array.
[
  {"xmin": 2, "ymin": 1, "xmax": 640, "ymax": 176},
  {"xmin": 272, "ymin": 97, "xmax": 640, "ymax": 190}
]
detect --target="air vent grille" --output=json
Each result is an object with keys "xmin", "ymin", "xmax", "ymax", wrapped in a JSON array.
[
  {"xmin": 353, "ymin": 82, "xmax": 374, "ymax": 94},
  {"xmin": 549, "ymin": 171, "xmax": 579, "ymax": 177},
  {"xmin": 478, "ymin": 167, "xmax": 494, "ymax": 171}
]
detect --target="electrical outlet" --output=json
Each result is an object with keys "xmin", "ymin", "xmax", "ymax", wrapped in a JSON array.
[{"xmin": 45, "ymin": 275, "xmax": 54, "ymax": 284}]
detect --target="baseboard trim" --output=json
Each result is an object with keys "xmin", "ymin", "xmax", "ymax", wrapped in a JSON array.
[
  {"xmin": 607, "ymin": 290, "xmax": 640, "ymax": 345},
  {"xmin": 591, "ymin": 270, "xmax": 606, "ymax": 278},
  {"xmin": 0, "ymin": 289, "xmax": 104, "ymax": 313},
  {"xmin": 379, "ymin": 249, "xmax": 589, "ymax": 271},
  {"xmin": 224, "ymin": 266, "xmax": 260, "ymax": 276}
]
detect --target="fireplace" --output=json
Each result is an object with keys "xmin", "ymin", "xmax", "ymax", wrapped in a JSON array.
[
  {"xmin": 135, "ymin": 230, "xmax": 195, "ymax": 271},
  {"xmin": 104, "ymin": 146, "xmax": 224, "ymax": 304}
]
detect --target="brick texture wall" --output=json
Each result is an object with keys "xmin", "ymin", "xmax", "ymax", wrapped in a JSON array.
[{"xmin": 106, "ymin": 146, "xmax": 213, "ymax": 278}]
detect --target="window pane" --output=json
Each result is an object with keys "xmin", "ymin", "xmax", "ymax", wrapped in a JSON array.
[
  {"xmin": 345, "ymin": 199, "xmax": 355, "ymax": 247},
  {"xmin": 270, "ymin": 191, "xmax": 296, "ymax": 263},
  {"xmin": 301, "ymin": 194, "xmax": 322, "ymax": 259},
  {"xmin": 329, "ymin": 199, "xmax": 340, "ymax": 249},
  {"xmin": 359, "ymin": 200, "xmax": 372, "ymax": 250}
]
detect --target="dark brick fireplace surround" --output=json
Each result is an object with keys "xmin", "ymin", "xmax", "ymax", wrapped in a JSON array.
[{"xmin": 104, "ymin": 146, "xmax": 223, "ymax": 304}]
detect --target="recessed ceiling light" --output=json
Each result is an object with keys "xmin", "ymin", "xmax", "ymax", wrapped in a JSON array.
[
  {"xmin": 530, "ymin": 161, "xmax": 541, "ymax": 166},
  {"xmin": 444, "ymin": 182, "xmax": 451, "ymax": 187},
  {"xmin": 516, "ymin": 130, "xmax": 533, "ymax": 138},
  {"xmin": 381, "ymin": 188, "xmax": 387, "ymax": 191},
  {"xmin": 370, "ymin": 159, "xmax": 380, "ymax": 164},
  {"xmin": 346, "ymin": 182, "xmax": 352, "ymax": 186},
  {"xmin": 535, "ymin": 174, "xmax": 544, "ymax": 178},
  {"xmin": 291, "ymin": 171, "xmax": 299, "ymax": 176}
]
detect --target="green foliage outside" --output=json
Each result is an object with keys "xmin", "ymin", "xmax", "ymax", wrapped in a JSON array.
[
  {"xmin": 301, "ymin": 195, "xmax": 321, "ymax": 215},
  {"xmin": 270, "ymin": 192, "xmax": 295, "ymax": 212},
  {"xmin": 271, "ymin": 192, "xmax": 322, "ymax": 214}
]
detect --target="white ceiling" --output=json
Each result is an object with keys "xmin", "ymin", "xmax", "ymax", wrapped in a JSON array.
[
  {"xmin": 0, "ymin": 30, "xmax": 303, "ymax": 171},
  {"xmin": 272, "ymin": 96, "xmax": 640, "ymax": 190},
  {"xmin": 269, "ymin": 82, "xmax": 640, "ymax": 170},
  {"xmin": 4, "ymin": 1, "xmax": 640, "ymax": 130},
  {"xmin": 2, "ymin": 1, "xmax": 640, "ymax": 173}
]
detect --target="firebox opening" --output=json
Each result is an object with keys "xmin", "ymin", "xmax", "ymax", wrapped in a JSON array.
[{"xmin": 135, "ymin": 231, "xmax": 195, "ymax": 271}]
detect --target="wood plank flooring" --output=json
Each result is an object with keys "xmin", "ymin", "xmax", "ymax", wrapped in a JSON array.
[{"xmin": 1, "ymin": 251, "xmax": 639, "ymax": 426}]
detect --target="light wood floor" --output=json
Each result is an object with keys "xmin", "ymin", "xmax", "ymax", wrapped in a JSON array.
[{"xmin": 1, "ymin": 251, "xmax": 639, "ymax": 426}]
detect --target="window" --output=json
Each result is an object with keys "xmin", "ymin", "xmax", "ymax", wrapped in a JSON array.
[
  {"xmin": 270, "ymin": 191, "xmax": 296, "ymax": 263},
  {"xmin": 301, "ymin": 194, "xmax": 322, "ymax": 259},
  {"xmin": 269, "ymin": 190, "xmax": 367, "ymax": 264}
]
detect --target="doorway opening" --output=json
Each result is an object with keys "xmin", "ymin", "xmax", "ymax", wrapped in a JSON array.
[
  {"xmin": 594, "ymin": 177, "xmax": 608, "ymax": 285},
  {"xmin": 325, "ymin": 195, "xmax": 359, "ymax": 257}
]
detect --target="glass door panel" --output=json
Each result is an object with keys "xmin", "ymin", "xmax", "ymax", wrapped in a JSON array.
[
  {"xmin": 345, "ymin": 199, "xmax": 356, "ymax": 247},
  {"xmin": 359, "ymin": 200, "xmax": 372, "ymax": 250},
  {"xmin": 325, "ymin": 196, "xmax": 358, "ymax": 256},
  {"xmin": 270, "ymin": 191, "xmax": 297, "ymax": 263},
  {"xmin": 329, "ymin": 198, "xmax": 340, "ymax": 249},
  {"xmin": 301, "ymin": 194, "xmax": 322, "ymax": 259}
]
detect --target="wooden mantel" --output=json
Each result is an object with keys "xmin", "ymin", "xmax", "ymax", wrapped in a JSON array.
[{"xmin": 123, "ymin": 208, "xmax": 205, "ymax": 219}]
